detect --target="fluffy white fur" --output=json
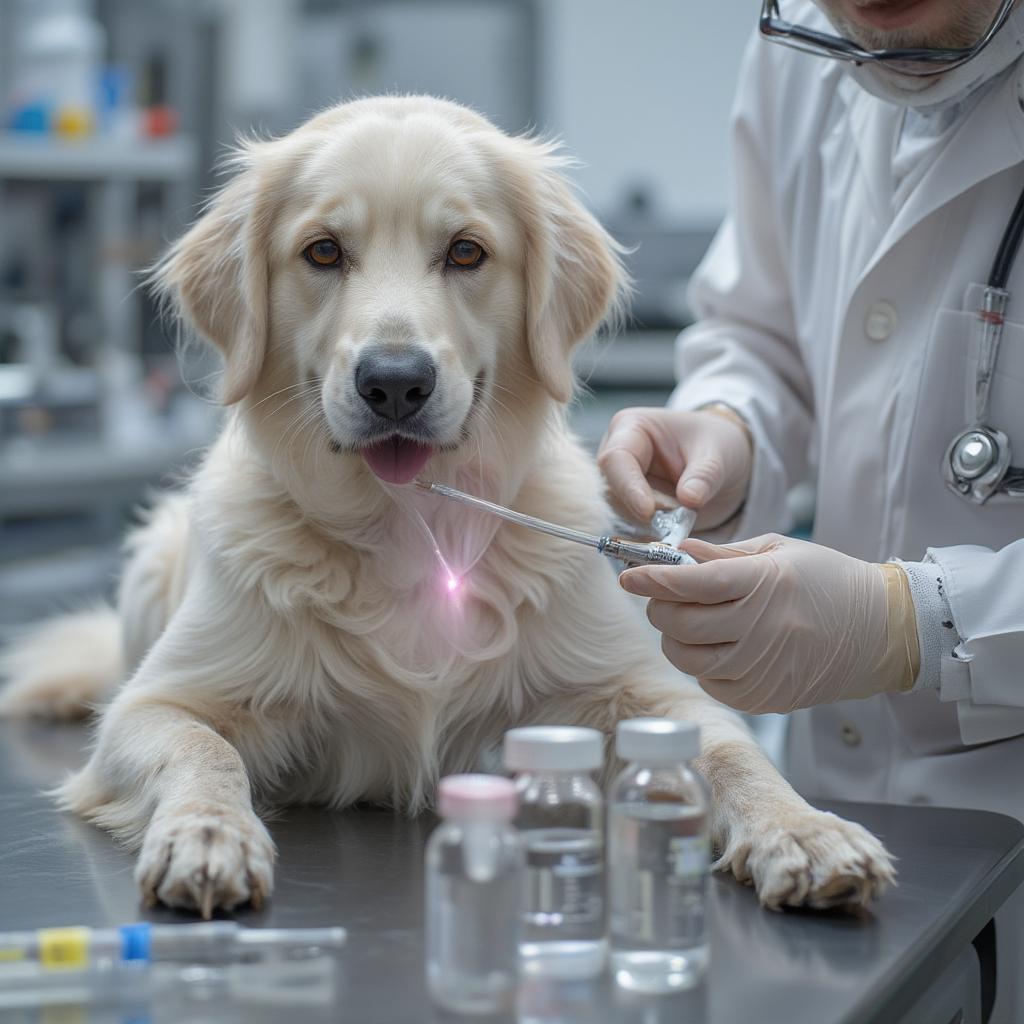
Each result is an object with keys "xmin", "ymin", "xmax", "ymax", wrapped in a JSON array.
[{"xmin": 0, "ymin": 97, "xmax": 893, "ymax": 916}]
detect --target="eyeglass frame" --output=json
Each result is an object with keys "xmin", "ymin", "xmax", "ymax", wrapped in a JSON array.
[{"xmin": 759, "ymin": 0, "xmax": 1017, "ymax": 76}]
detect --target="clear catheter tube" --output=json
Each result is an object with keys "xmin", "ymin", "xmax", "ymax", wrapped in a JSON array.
[{"xmin": 415, "ymin": 481, "xmax": 696, "ymax": 567}]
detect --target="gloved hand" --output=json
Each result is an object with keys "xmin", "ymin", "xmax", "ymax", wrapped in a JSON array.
[
  {"xmin": 597, "ymin": 406, "xmax": 753, "ymax": 529},
  {"xmin": 619, "ymin": 534, "xmax": 921, "ymax": 714}
]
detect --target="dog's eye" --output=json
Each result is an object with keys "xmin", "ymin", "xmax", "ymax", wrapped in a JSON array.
[
  {"xmin": 305, "ymin": 239, "xmax": 342, "ymax": 268},
  {"xmin": 446, "ymin": 239, "xmax": 485, "ymax": 268}
]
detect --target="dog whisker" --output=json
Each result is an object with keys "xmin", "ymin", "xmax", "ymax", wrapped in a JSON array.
[
  {"xmin": 257, "ymin": 385, "xmax": 324, "ymax": 428},
  {"xmin": 249, "ymin": 378, "xmax": 323, "ymax": 414}
]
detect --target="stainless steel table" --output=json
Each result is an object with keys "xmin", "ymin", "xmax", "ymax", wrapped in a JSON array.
[{"xmin": 1, "ymin": 721, "xmax": 1022, "ymax": 1024}]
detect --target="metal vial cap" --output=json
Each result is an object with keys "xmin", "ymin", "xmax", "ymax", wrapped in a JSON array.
[
  {"xmin": 503, "ymin": 726, "xmax": 604, "ymax": 772},
  {"xmin": 615, "ymin": 718, "xmax": 700, "ymax": 762}
]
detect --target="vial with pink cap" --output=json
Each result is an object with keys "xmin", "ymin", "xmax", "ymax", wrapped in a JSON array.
[{"xmin": 425, "ymin": 774, "xmax": 524, "ymax": 1014}]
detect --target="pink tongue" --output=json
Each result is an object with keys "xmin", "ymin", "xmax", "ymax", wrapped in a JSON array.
[{"xmin": 362, "ymin": 438, "xmax": 434, "ymax": 484}]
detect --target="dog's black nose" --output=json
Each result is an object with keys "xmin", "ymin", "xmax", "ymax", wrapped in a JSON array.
[{"xmin": 355, "ymin": 348, "xmax": 436, "ymax": 422}]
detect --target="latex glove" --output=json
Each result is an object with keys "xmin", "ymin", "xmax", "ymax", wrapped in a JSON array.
[
  {"xmin": 597, "ymin": 406, "xmax": 753, "ymax": 529},
  {"xmin": 619, "ymin": 534, "xmax": 921, "ymax": 714}
]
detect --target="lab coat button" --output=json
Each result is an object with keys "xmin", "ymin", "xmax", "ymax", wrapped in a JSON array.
[
  {"xmin": 865, "ymin": 301, "xmax": 898, "ymax": 341},
  {"xmin": 840, "ymin": 723, "xmax": 861, "ymax": 747}
]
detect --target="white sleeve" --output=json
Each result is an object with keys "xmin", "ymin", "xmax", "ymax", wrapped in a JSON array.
[
  {"xmin": 899, "ymin": 538, "xmax": 1024, "ymax": 746},
  {"xmin": 668, "ymin": 32, "xmax": 814, "ymax": 539}
]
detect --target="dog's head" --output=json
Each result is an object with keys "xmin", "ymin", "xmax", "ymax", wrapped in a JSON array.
[{"xmin": 154, "ymin": 97, "xmax": 626, "ymax": 489}]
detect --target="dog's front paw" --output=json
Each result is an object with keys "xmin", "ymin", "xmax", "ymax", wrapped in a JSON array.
[
  {"xmin": 136, "ymin": 803, "xmax": 276, "ymax": 918},
  {"xmin": 716, "ymin": 808, "xmax": 895, "ymax": 910}
]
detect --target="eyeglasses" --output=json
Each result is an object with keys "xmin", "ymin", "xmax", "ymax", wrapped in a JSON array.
[{"xmin": 759, "ymin": 0, "xmax": 1016, "ymax": 77}]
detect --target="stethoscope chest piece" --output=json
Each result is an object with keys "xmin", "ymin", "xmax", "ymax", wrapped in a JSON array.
[
  {"xmin": 939, "ymin": 176, "xmax": 1024, "ymax": 505},
  {"xmin": 944, "ymin": 425, "xmax": 1012, "ymax": 504}
]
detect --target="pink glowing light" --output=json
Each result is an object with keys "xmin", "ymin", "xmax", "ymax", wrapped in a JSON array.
[{"xmin": 446, "ymin": 574, "xmax": 462, "ymax": 594}]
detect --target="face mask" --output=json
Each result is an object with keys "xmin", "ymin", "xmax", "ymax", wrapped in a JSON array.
[{"xmin": 843, "ymin": 7, "xmax": 1024, "ymax": 109}]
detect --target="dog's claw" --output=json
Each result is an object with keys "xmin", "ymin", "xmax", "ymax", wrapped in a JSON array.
[{"xmin": 200, "ymin": 878, "xmax": 215, "ymax": 920}]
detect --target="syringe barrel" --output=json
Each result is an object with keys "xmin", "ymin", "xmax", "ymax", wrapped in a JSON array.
[
  {"xmin": 602, "ymin": 539, "xmax": 696, "ymax": 566},
  {"xmin": 149, "ymin": 922, "xmax": 239, "ymax": 961},
  {"xmin": 236, "ymin": 926, "xmax": 348, "ymax": 956},
  {"xmin": 0, "ymin": 922, "xmax": 346, "ymax": 971}
]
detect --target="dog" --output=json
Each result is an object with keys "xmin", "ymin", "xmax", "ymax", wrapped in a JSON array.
[{"xmin": 0, "ymin": 96, "xmax": 893, "ymax": 918}]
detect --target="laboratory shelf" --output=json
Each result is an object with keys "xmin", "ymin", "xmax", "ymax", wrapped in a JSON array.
[
  {"xmin": 0, "ymin": 544, "xmax": 121, "ymax": 627},
  {"xmin": 0, "ymin": 426, "xmax": 215, "ymax": 517},
  {"xmin": 0, "ymin": 134, "xmax": 198, "ymax": 181}
]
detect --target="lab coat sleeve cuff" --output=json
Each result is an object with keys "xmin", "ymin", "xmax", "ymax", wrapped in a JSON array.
[
  {"xmin": 926, "ymin": 542, "xmax": 1024, "ymax": 703},
  {"xmin": 894, "ymin": 558, "xmax": 959, "ymax": 693},
  {"xmin": 667, "ymin": 386, "xmax": 792, "ymax": 540},
  {"xmin": 923, "ymin": 541, "xmax": 1024, "ymax": 746}
]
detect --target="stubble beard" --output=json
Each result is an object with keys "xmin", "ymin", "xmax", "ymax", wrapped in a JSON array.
[{"xmin": 817, "ymin": 0, "xmax": 1002, "ymax": 52}]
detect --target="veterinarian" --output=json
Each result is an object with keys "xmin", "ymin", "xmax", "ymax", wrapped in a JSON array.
[{"xmin": 598, "ymin": 1, "xmax": 1024, "ymax": 1019}]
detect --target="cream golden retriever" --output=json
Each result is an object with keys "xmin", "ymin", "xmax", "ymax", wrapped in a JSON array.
[{"xmin": 0, "ymin": 97, "xmax": 892, "ymax": 917}]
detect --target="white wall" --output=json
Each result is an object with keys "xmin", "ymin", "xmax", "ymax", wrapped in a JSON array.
[{"xmin": 539, "ymin": 0, "xmax": 754, "ymax": 228}]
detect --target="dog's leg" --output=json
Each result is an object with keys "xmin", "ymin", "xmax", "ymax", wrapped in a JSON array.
[
  {"xmin": 533, "ymin": 674, "xmax": 895, "ymax": 910},
  {"xmin": 59, "ymin": 694, "xmax": 274, "ymax": 918}
]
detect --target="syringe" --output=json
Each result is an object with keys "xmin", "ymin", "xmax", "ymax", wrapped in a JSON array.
[
  {"xmin": 415, "ymin": 480, "xmax": 697, "ymax": 567},
  {"xmin": 0, "ymin": 922, "xmax": 346, "ymax": 971}
]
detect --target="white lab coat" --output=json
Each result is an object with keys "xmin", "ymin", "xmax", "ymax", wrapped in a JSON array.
[{"xmin": 669, "ymin": 10, "xmax": 1024, "ymax": 1020}]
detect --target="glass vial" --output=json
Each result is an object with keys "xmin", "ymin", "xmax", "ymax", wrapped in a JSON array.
[
  {"xmin": 504, "ymin": 726, "xmax": 606, "ymax": 979},
  {"xmin": 425, "ymin": 774, "xmax": 523, "ymax": 1014},
  {"xmin": 608, "ymin": 719, "xmax": 710, "ymax": 993}
]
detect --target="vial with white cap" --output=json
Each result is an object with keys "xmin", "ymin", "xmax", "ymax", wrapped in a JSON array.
[
  {"xmin": 425, "ymin": 773, "xmax": 523, "ymax": 1014},
  {"xmin": 608, "ymin": 718, "xmax": 709, "ymax": 993},
  {"xmin": 503, "ymin": 726, "xmax": 606, "ymax": 978}
]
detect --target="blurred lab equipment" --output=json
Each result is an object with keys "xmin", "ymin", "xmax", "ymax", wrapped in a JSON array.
[
  {"xmin": 0, "ymin": 921, "xmax": 346, "ymax": 1012},
  {"xmin": 0, "ymin": 920, "xmax": 347, "ymax": 968},
  {"xmin": 0, "ymin": 0, "xmax": 206, "ymax": 622},
  {"xmin": 6, "ymin": 0, "xmax": 106, "ymax": 137},
  {"xmin": 0, "ymin": 957, "xmax": 338, "ymax": 1013}
]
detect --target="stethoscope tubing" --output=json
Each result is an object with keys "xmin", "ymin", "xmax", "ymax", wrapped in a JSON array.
[{"xmin": 988, "ymin": 179, "xmax": 1024, "ymax": 290}]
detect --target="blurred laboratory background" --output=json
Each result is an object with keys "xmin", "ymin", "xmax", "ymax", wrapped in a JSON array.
[{"xmin": 0, "ymin": 0, "xmax": 755, "ymax": 627}]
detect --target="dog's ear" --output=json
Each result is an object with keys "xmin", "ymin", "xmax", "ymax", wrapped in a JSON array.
[
  {"xmin": 517, "ymin": 144, "xmax": 629, "ymax": 403},
  {"xmin": 150, "ymin": 150, "xmax": 272, "ymax": 405}
]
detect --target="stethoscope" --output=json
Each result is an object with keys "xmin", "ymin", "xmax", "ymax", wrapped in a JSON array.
[{"xmin": 943, "ymin": 181, "xmax": 1024, "ymax": 503}]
